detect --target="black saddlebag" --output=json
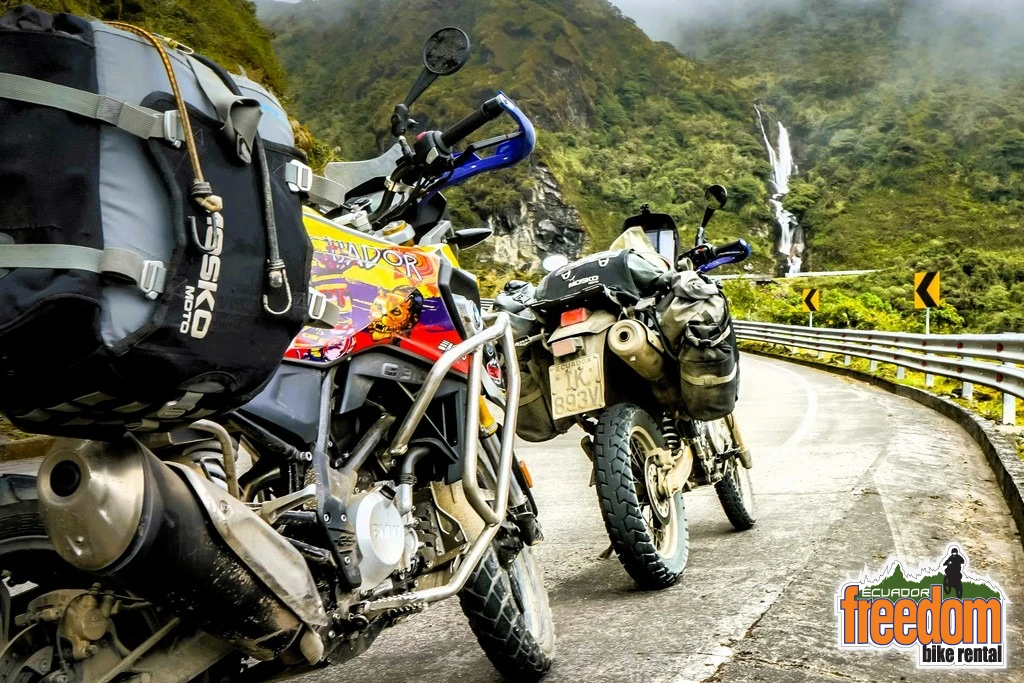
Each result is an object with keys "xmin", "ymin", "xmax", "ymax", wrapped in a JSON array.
[{"xmin": 0, "ymin": 7, "xmax": 315, "ymax": 437}]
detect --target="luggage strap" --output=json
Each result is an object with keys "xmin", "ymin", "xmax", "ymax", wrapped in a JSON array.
[
  {"xmin": 679, "ymin": 364, "xmax": 738, "ymax": 387},
  {"xmin": 187, "ymin": 55, "xmax": 262, "ymax": 164},
  {"xmin": 0, "ymin": 72, "xmax": 183, "ymax": 142},
  {"xmin": 283, "ymin": 160, "xmax": 350, "ymax": 210},
  {"xmin": 0, "ymin": 244, "xmax": 167, "ymax": 298}
]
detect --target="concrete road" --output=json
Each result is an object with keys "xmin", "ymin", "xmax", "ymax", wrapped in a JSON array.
[{"xmin": 296, "ymin": 353, "xmax": 1024, "ymax": 682}]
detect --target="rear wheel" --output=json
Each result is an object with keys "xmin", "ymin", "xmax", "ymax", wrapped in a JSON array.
[
  {"xmin": 592, "ymin": 404, "xmax": 690, "ymax": 590},
  {"xmin": 459, "ymin": 544, "xmax": 554, "ymax": 680}
]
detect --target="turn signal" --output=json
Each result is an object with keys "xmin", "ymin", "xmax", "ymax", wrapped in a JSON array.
[
  {"xmin": 519, "ymin": 461, "xmax": 534, "ymax": 488},
  {"xmin": 560, "ymin": 307, "xmax": 591, "ymax": 327}
]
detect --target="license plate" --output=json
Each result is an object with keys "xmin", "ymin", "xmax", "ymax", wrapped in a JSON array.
[{"xmin": 549, "ymin": 353, "xmax": 605, "ymax": 419}]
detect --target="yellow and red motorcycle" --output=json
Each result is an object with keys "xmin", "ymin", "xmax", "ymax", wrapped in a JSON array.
[{"xmin": 0, "ymin": 28, "xmax": 552, "ymax": 682}]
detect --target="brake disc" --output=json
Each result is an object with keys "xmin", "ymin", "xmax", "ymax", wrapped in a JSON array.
[
  {"xmin": 644, "ymin": 457, "xmax": 672, "ymax": 525},
  {"xmin": 0, "ymin": 625, "xmax": 54, "ymax": 683}
]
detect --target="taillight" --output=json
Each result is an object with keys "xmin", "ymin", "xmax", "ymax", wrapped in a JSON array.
[
  {"xmin": 560, "ymin": 307, "xmax": 591, "ymax": 327},
  {"xmin": 486, "ymin": 360, "xmax": 502, "ymax": 382}
]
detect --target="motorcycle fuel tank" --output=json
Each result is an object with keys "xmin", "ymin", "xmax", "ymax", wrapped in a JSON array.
[{"xmin": 287, "ymin": 210, "xmax": 466, "ymax": 369}]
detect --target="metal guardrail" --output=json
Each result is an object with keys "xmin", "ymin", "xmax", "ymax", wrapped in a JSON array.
[
  {"xmin": 716, "ymin": 269, "xmax": 879, "ymax": 281},
  {"xmin": 735, "ymin": 320, "xmax": 1023, "ymax": 426}
]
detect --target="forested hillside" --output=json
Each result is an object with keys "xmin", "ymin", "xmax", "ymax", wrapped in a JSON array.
[
  {"xmin": 680, "ymin": 0, "xmax": 1024, "ymax": 266},
  {"xmin": 261, "ymin": 0, "xmax": 778, "ymax": 276},
  {"xmin": 662, "ymin": 0, "xmax": 1024, "ymax": 331},
  {"xmin": 1, "ymin": 0, "xmax": 286, "ymax": 90}
]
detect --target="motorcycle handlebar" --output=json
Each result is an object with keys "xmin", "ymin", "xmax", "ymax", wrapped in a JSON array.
[
  {"xmin": 709, "ymin": 239, "xmax": 751, "ymax": 262},
  {"xmin": 441, "ymin": 97, "xmax": 505, "ymax": 149}
]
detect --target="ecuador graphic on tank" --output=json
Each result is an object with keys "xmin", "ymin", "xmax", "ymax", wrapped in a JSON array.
[{"xmin": 286, "ymin": 210, "xmax": 464, "ymax": 367}]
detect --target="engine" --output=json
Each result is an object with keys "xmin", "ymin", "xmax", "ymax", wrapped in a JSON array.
[{"xmin": 348, "ymin": 488, "xmax": 419, "ymax": 593}]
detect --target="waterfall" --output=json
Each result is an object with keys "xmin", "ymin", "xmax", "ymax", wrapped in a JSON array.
[{"xmin": 755, "ymin": 106, "xmax": 803, "ymax": 274}]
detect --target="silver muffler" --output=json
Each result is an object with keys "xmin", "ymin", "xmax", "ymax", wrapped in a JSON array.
[
  {"xmin": 36, "ymin": 437, "xmax": 326, "ymax": 662},
  {"xmin": 608, "ymin": 319, "xmax": 666, "ymax": 382}
]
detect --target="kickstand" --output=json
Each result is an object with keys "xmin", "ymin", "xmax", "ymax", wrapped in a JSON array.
[{"xmin": 598, "ymin": 544, "xmax": 615, "ymax": 560}]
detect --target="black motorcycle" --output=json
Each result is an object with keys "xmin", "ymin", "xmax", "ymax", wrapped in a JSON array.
[{"xmin": 496, "ymin": 186, "xmax": 756, "ymax": 589}]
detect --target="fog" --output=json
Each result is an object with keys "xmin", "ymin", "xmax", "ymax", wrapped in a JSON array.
[{"xmin": 610, "ymin": 0, "xmax": 1024, "ymax": 71}]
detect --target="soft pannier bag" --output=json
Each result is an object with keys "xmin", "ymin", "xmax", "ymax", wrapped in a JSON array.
[
  {"xmin": 657, "ymin": 270, "xmax": 739, "ymax": 421},
  {"xmin": 493, "ymin": 281, "xmax": 572, "ymax": 442},
  {"xmin": 0, "ymin": 6, "xmax": 319, "ymax": 436}
]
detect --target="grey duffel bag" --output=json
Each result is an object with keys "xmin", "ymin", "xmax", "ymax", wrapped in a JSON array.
[{"xmin": 0, "ymin": 6, "xmax": 341, "ymax": 437}]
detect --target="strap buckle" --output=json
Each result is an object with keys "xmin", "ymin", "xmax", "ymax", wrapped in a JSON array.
[
  {"xmin": 139, "ymin": 260, "xmax": 167, "ymax": 300},
  {"xmin": 307, "ymin": 287, "xmax": 340, "ymax": 329},
  {"xmin": 163, "ymin": 110, "xmax": 182, "ymax": 148},
  {"xmin": 286, "ymin": 160, "xmax": 314, "ymax": 193}
]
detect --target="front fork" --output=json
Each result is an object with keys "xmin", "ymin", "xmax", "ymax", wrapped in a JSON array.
[{"xmin": 479, "ymin": 401, "xmax": 543, "ymax": 547}]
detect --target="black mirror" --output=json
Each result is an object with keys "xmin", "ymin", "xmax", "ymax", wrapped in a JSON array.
[
  {"xmin": 705, "ymin": 184, "xmax": 728, "ymax": 210},
  {"xmin": 393, "ymin": 27, "xmax": 472, "ymax": 137},
  {"xmin": 423, "ymin": 27, "xmax": 471, "ymax": 76},
  {"xmin": 451, "ymin": 227, "xmax": 491, "ymax": 251},
  {"xmin": 700, "ymin": 184, "xmax": 728, "ymax": 231}
]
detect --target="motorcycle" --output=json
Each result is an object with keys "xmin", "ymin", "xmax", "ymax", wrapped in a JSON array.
[
  {"xmin": 495, "ymin": 186, "xmax": 755, "ymax": 590},
  {"xmin": 0, "ymin": 28, "xmax": 554, "ymax": 682}
]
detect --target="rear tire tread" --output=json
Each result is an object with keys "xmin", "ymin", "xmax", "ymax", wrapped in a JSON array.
[{"xmin": 592, "ymin": 404, "xmax": 689, "ymax": 590}]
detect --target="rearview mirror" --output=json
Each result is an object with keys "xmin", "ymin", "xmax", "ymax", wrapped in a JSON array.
[
  {"xmin": 542, "ymin": 254, "xmax": 569, "ymax": 273},
  {"xmin": 704, "ymin": 184, "xmax": 728, "ymax": 211},
  {"xmin": 423, "ymin": 27, "xmax": 471, "ymax": 76},
  {"xmin": 394, "ymin": 27, "xmax": 472, "ymax": 136},
  {"xmin": 700, "ymin": 184, "xmax": 728, "ymax": 231}
]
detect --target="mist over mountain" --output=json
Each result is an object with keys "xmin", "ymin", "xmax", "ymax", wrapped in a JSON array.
[{"xmin": 614, "ymin": 0, "xmax": 1024, "ymax": 73}]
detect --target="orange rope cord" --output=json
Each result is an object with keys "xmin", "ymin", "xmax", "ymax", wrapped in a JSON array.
[{"xmin": 107, "ymin": 22, "xmax": 204, "ymax": 183}]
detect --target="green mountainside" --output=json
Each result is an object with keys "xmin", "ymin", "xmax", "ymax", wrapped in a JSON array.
[
  {"xmin": 676, "ymin": 0, "xmax": 1024, "ymax": 331},
  {"xmin": 261, "ymin": 0, "xmax": 778, "ymax": 274},
  {"xmin": 1, "ymin": 0, "xmax": 286, "ymax": 91}
]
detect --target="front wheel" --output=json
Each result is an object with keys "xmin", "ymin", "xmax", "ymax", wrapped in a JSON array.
[
  {"xmin": 592, "ymin": 403, "xmax": 690, "ymax": 590},
  {"xmin": 715, "ymin": 456, "xmax": 756, "ymax": 531},
  {"xmin": 460, "ymin": 544, "xmax": 554, "ymax": 680},
  {"xmin": 706, "ymin": 418, "xmax": 757, "ymax": 531}
]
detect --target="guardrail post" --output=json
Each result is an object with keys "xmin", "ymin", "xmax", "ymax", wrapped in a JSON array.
[
  {"xmin": 896, "ymin": 366, "xmax": 906, "ymax": 380},
  {"xmin": 869, "ymin": 360, "xmax": 878, "ymax": 372},
  {"xmin": 1003, "ymin": 391, "xmax": 1016, "ymax": 426},
  {"xmin": 844, "ymin": 355, "xmax": 851, "ymax": 367},
  {"xmin": 962, "ymin": 381, "xmax": 973, "ymax": 400},
  {"xmin": 924, "ymin": 309, "xmax": 935, "ymax": 388},
  {"xmin": 1004, "ymin": 358, "xmax": 1017, "ymax": 426}
]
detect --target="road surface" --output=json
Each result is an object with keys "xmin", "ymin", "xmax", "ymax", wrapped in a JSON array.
[{"xmin": 296, "ymin": 353, "xmax": 1024, "ymax": 682}]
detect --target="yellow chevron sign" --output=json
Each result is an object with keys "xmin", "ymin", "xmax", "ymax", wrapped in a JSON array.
[
  {"xmin": 914, "ymin": 272, "xmax": 940, "ymax": 309},
  {"xmin": 802, "ymin": 288, "xmax": 820, "ymax": 313}
]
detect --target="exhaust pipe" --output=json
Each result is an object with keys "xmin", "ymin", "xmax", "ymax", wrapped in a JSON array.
[
  {"xmin": 608, "ymin": 319, "xmax": 666, "ymax": 382},
  {"xmin": 36, "ymin": 437, "xmax": 326, "ymax": 662}
]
